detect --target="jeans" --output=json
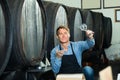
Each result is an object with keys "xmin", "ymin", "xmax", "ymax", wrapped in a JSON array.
[{"xmin": 82, "ymin": 66, "xmax": 94, "ymax": 80}]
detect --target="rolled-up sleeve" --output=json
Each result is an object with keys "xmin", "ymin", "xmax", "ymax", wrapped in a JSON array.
[
  {"xmin": 50, "ymin": 47, "xmax": 62, "ymax": 74},
  {"xmin": 86, "ymin": 38, "xmax": 95, "ymax": 48}
]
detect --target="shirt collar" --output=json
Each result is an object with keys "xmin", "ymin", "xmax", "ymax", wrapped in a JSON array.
[{"xmin": 59, "ymin": 42, "xmax": 71, "ymax": 50}]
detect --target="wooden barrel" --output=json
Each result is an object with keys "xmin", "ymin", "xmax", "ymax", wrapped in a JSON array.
[
  {"xmin": 91, "ymin": 11, "xmax": 104, "ymax": 50},
  {"xmin": 81, "ymin": 10, "xmax": 94, "ymax": 45},
  {"xmin": 81, "ymin": 10, "xmax": 104, "ymax": 50},
  {"xmin": 82, "ymin": 12, "xmax": 107, "ymax": 68},
  {"xmin": 103, "ymin": 17, "xmax": 112, "ymax": 48},
  {"xmin": 65, "ymin": 6, "xmax": 84, "ymax": 41},
  {"xmin": 6, "ymin": 0, "xmax": 47, "ymax": 70},
  {"xmin": 42, "ymin": 1, "xmax": 68, "ymax": 60},
  {"xmin": 81, "ymin": 10, "xmax": 93, "ymax": 31},
  {"xmin": 0, "ymin": 0, "xmax": 12, "ymax": 76}
]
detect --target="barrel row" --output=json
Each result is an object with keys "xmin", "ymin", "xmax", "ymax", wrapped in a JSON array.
[
  {"xmin": 0, "ymin": 0, "xmax": 112, "ymax": 77},
  {"xmin": 0, "ymin": 0, "xmax": 47, "ymax": 76},
  {"xmin": 42, "ymin": 1, "xmax": 112, "ymax": 59}
]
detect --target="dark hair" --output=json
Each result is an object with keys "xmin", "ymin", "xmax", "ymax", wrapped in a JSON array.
[{"xmin": 56, "ymin": 25, "xmax": 70, "ymax": 36}]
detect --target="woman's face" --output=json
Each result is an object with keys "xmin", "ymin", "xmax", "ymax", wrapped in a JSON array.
[{"xmin": 57, "ymin": 28, "xmax": 70, "ymax": 43}]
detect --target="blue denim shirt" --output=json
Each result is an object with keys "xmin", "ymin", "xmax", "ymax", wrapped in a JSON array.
[{"xmin": 50, "ymin": 39, "xmax": 95, "ymax": 74}]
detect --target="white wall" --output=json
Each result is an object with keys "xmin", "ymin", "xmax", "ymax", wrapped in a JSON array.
[
  {"xmin": 43, "ymin": 0, "xmax": 120, "ymax": 60},
  {"xmin": 43, "ymin": 0, "xmax": 81, "ymax": 8}
]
